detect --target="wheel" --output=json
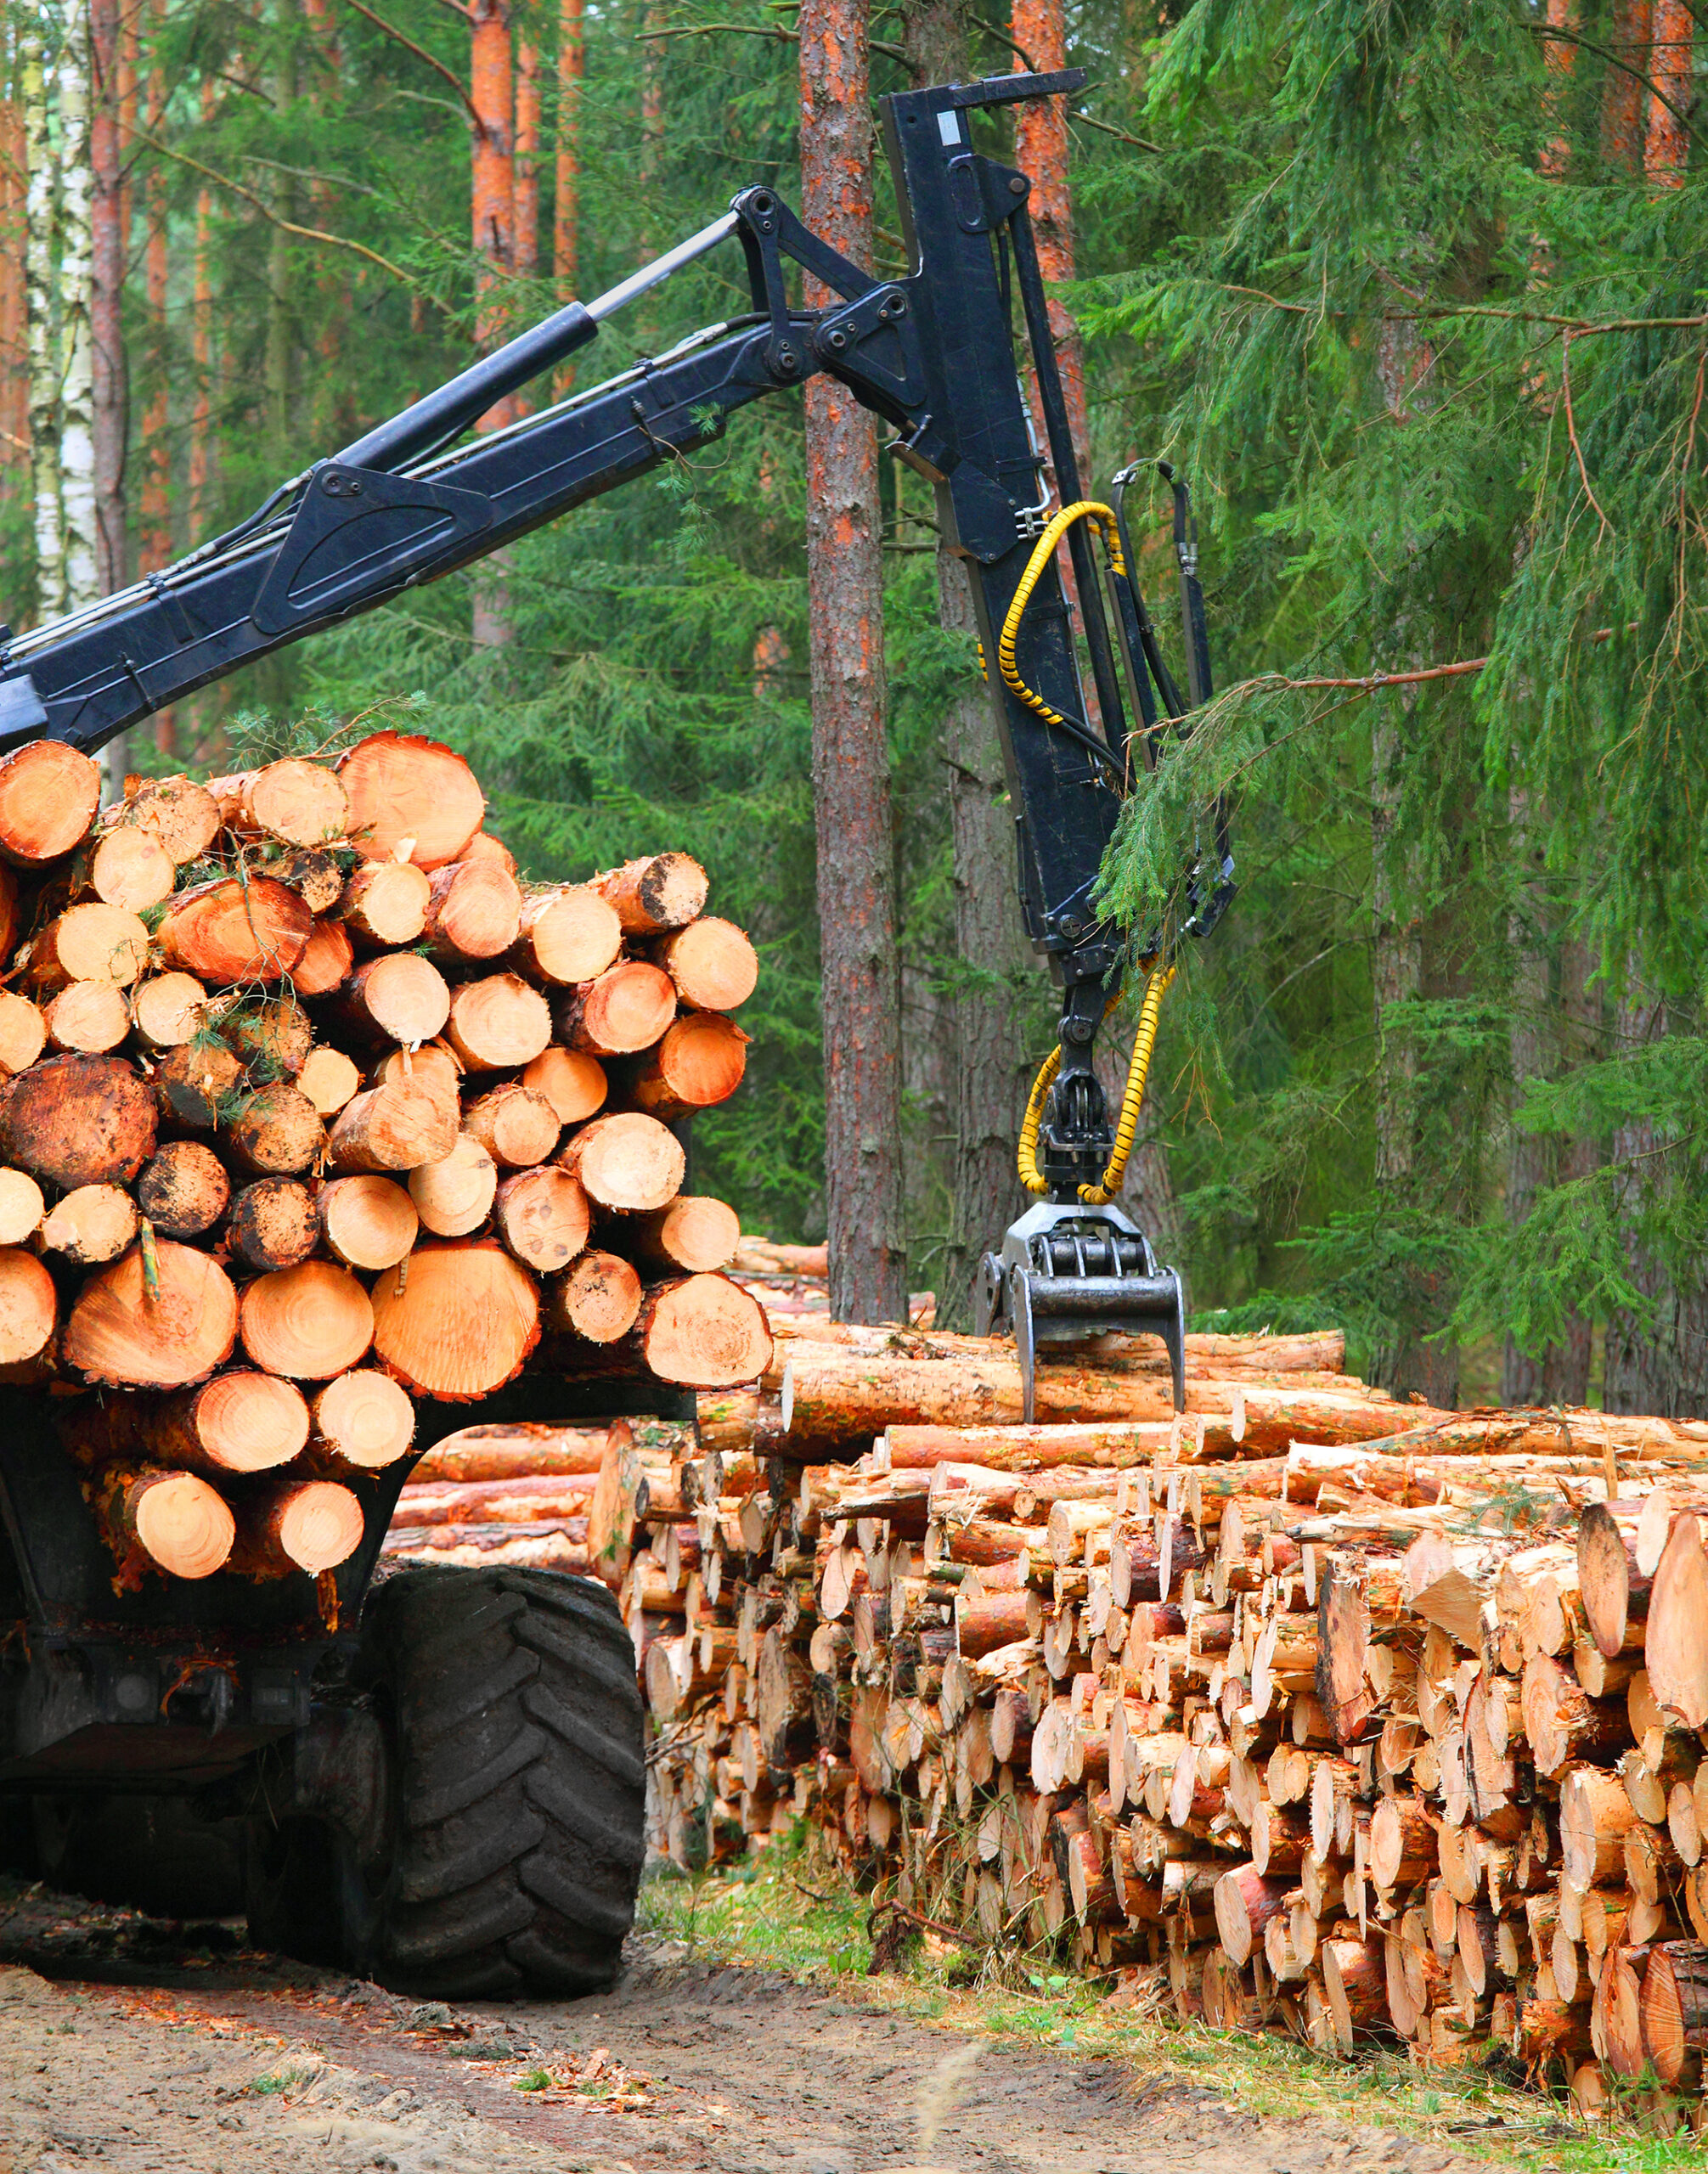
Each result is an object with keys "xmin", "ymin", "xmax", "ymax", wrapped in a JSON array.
[
  {"xmin": 245, "ymin": 1814, "xmax": 345, "ymax": 1963},
  {"xmin": 344, "ymin": 1564, "xmax": 645, "ymax": 1999}
]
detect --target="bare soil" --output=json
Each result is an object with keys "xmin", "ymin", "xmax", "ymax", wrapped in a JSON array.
[{"xmin": 0, "ymin": 1882, "xmax": 1485, "ymax": 2174}]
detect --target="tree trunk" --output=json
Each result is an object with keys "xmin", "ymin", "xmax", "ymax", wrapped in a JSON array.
[
  {"xmin": 189, "ymin": 78, "xmax": 215, "ymax": 532},
  {"xmin": 56, "ymin": 1, "xmax": 99, "ymax": 620},
  {"xmin": 799, "ymin": 0, "xmax": 907, "ymax": 1326},
  {"xmin": 21, "ymin": 16, "xmax": 63, "ymax": 622},
  {"xmin": 470, "ymin": 0, "xmax": 515, "ymax": 643},
  {"xmin": 0, "ymin": 98, "xmax": 25, "ymax": 470},
  {"xmin": 1645, "ymin": 0, "xmax": 1692, "ymax": 178},
  {"xmin": 514, "ymin": 35, "xmax": 539, "ymax": 277},
  {"xmin": 554, "ymin": 0, "xmax": 581, "ymax": 296},
  {"xmin": 1602, "ymin": 0, "xmax": 1653, "ymax": 170},
  {"xmin": 1011, "ymin": 0, "xmax": 1087, "ymax": 476},
  {"xmin": 89, "ymin": 0, "xmax": 127, "ymax": 605}
]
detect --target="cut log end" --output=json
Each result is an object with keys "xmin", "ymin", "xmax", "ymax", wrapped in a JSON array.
[
  {"xmin": 337, "ymin": 731, "xmax": 486, "ymax": 870},
  {"xmin": 228, "ymin": 1179, "xmax": 322, "ymax": 1271},
  {"xmin": 630, "ymin": 1194, "xmax": 741, "ymax": 1273},
  {"xmin": 593, "ymin": 852, "xmax": 707, "ymax": 934},
  {"xmin": 548, "ymin": 1250, "xmax": 644, "ymax": 1343},
  {"xmin": 314, "ymin": 1368, "xmax": 416, "ymax": 1467},
  {"xmin": 655, "ymin": 915, "xmax": 760, "ymax": 1011},
  {"xmin": 409, "ymin": 1133, "xmax": 499, "ymax": 1237},
  {"xmin": 39, "ymin": 1183, "xmax": 140, "ymax": 1265},
  {"xmin": 370, "ymin": 1239, "xmax": 541, "ymax": 1400},
  {"xmin": 249, "ymin": 1479, "xmax": 365, "ymax": 1574},
  {"xmin": 127, "ymin": 1470, "xmax": 237, "ymax": 1580},
  {"xmin": 444, "ymin": 974, "xmax": 552, "ymax": 1072},
  {"xmin": 512, "ymin": 884, "xmax": 622, "ymax": 984},
  {"xmin": 629, "ymin": 1011, "xmax": 748, "ymax": 1117},
  {"xmin": 521, "ymin": 1045, "xmax": 606, "ymax": 1125},
  {"xmin": 0, "ymin": 1247, "xmax": 58, "ymax": 1364},
  {"xmin": 557, "ymin": 960, "xmax": 677, "ymax": 1056},
  {"xmin": 240, "ymin": 1260, "xmax": 375, "ymax": 1381},
  {"xmin": 493, "ymin": 1164, "xmax": 589, "ymax": 1273},
  {"xmin": 137, "ymin": 1141, "xmax": 231, "ymax": 1239},
  {"xmin": 556, "ymin": 1111, "xmax": 685, "ymax": 1212},
  {"xmin": 166, "ymin": 1371, "xmax": 312, "ymax": 1473},
  {"xmin": 634, "ymin": 1274, "xmax": 773, "ymax": 1388},
  {"xmin": 65, "ymin": 1240, "xmax": 238, "ymax": 1388},
  {"xmin": 157, "ymin": 877, "xmax": 312, "ymax": 984},
  {"xmin": 0, "ymin": 741, "xmax": 101, "ymax": 864},
  {"xmin": 426, "ymin": 856, "xmax": 523, "ymax": 960},
  {"xmin": 320, "ymin": 1173, "xmax": 420, "ymax": 1270}
]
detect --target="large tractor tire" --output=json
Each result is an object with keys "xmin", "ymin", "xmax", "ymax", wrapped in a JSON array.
[{"xmin": 339, "ymin": 1564, "xmax": 646, "ymax": 1998}]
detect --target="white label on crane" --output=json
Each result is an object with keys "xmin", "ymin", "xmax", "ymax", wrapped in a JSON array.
[{"xmin": 938, "ymin": 110, "xmax": 962, "ymax": 146}]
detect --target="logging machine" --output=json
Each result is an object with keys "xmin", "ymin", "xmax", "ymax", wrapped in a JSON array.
[{"xmin": 0, "ymin": 70, "xmax": 1229, "ymax": 1990}]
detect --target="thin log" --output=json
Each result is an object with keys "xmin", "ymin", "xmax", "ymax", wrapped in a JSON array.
[
  {"xmin": 652, "ymin": 915, "xmax": 758, "ymax": 1011},
  {"xmin": 39, "ymin": 1182, "xmax": 138, "ymax": 1264},
  {"xmin": 208, "ymin": 757, "xmax": 350, "ymax": 846},
  {"xmin": 493, "ymin": 1164, "xmax": 589, "ymax": 1273},
  {"xmin": 313, "ymin": 1368, "xmax": 415, "ymax": 1468},
  {"xmin": 505, "ymin": 884, "xmax": 622, "ymax": 984},
  {"xmin": 556, "ymin": 1111, "xmax": 685, "ymax": 1211},
  {"xmin": 130, "ymin": 973, "xmax": 206, "ymax": 1050},
  {"xmin": 462, "ymin": 1084, "xmax": 561, "ymax": 1167},
  {"xmin": 0, "ymin": 992, "xmax": 47, "ymax": 1073},
  {"xmin": 424, "ymin": 855, "xmax": 523, "ymax": 962},
  {"xmin": 1645, "ymin": 1512, "xmax": 1708, "ymax": 1729},
  {"xmin": 30, "ymin": 904, "xmax": 151, "ymax": 991},
  {"xmin": 409, "ymin": 1134, "xmax": 499, "ymax": 1236},
  {"xmin": 628, "ymin": 1195, "xmax": 741, "ymax": 1274},
  {"xmin": 101, "ymin": 1466, "xmax": 234, "ymax": 1580},
  {"xmin": 296, "ymin": 1045, "xmax": 361, "ymax": 1116},
  {"xmin": 0, "ymin": 741, "xmax": 100, "ymax": 863},
  {"xmin": 116, "ymin": 773, "xmax": 221, "ymax": 865},
  {"xmin": 144, "ymin": 1371, "xmax": 311, "ymax": 1474},
  {"xmin": 338, "ymin": 859, "xmax": 431, "ymax": 947},
  {"xmin": 555, "ymin": 960, "xmax": 677, "ymax": 1056},
  {"xmin": 334, "ymin": 954, "xmax": 451, "ymax": 1046},
  {"xmin": 240, "ymin": 1478, "xmax": 365, "ymax": 1575},
  {"xmin": 0, "ymin": 1168, "xmax": 44, "ymax": 1245},
  {"xmin": 226, "ymin": 1084, "xmax": 325, "ymax": 1177},
  {"xmin": 0, "ymin": 1247, "xmax": 58, "ymax": 1363},
  {"xmin": 80, "ymin": 825, "xmax": 175, "ymax": 912},
  {"xmin": 328, "ymin": 1079, "xmax": 459, "ymax": 1173},
  {"xmin": 521, "ymin": 1044, "xmax": 606, "ymax": 1124},
  {"xmin": 444, "ymin": 973, "xmax": 553, "ymax": 1071},
  {"xmin": 43, "ymin": 981, "xmax": 131, "ymax": 1054},
  {"xmin": 291, "ymin": 915, "xmax": 356, "ymax": 997},
  {"xmin": 137, "ymin": 1141, "xmax": 230, "ymax": 1237},
  {"xmin": 544, "ymin": 1250, "xmax": 644, "ymax": 1343},
  {"xmin": 228, "ymin": 1179, "xmax": 321, "ymax": 1270},
  {"xmin": 591, "ymin": 852, "xmax": 707, "ymax": 933},
  {"xmin": 628, "ymin": 1011, "xmax": 749, "ymax": 1117}
]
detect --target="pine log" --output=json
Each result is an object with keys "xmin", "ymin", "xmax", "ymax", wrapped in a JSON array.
[
  {"xmin": 390, "ymin": 1473, "xmax": 595, "ymax": 1527},
  {"xmin": 79, "ymin": 824, "xmax": 175, "ymax": 910},
  {"xmin": 506, "ymin": 885, "xmax": 622, "ymax": 985},
  {"xmin": 328, "ymin": 1079, "xmax": 459, "ymax": 1173},
  {"xmin": 409, "ymin": 1422, "xmax": 609, "ymax": 1484},
  {"xmin": 652, "ymin": 915, "xmax": 759, "ymax": 1011},
  {"xmin": 335, "ymin": 954, "xmax": 451, "ymax": 1046},
  {"xmin": 544, "ymin": 1250, "xmax": 644, "ymax": 1343},
  {"xmin": 629, "ymin": 1012, "xmax": 749, "ymax": 1117},
  {"xmin": 226, "ymin": 1084, "xmax": 325, "ymax": 1176},
  {"xmin": 374, "ymin": 1042, "xmax": 462, "ymax": 1098},
  {"xmin": 241, "ymin": 1478, "xmax": 365, "ymax": 1575},
  {"xmin": 208, "ymin": 758, "xmax": 350, "ymax": 845},
  {"xmin": 228, "ymin": 1179, "xmax": 321, "ymax": 1270},
  {"xmin": 462, "ymin": 1084, "xmax": 561, "ymax": 1167},
  {"xmin": 0, "ymin": 1248, "xmax": 57, "ymax": 1363},
  {"xmin": 369, "ymin": 1236, "xmax": 541, "ymax": 1399},
  {"xmin": 1561, "ymin": 1765, "xmax": 1643, "ymax": 1887},
  {"xmin": 144, "ymin": 1371, "xmax": 312, "ymax": 1474},
  {"xmin": 289, "ymin": 915, "xmax": 355, "ymax": 997},
  {"xmin": 462, "ymin": 831, "xmax": 516, "ymax": 872},
  {"xmin": 156, "ymin": 877, "xmax": 312, "ymax": 983},
  {"xmin": 155, "ymin": 1041, "xmax": 243, "ymax": 1130},
  {"xmin": 240, "ymin": 1259, "xmax": 375, "ymax": 1379},
  {"xmin": 30, "ymin": 904, "xmax": 150, "ymax": 990},
  {"xmin": 381, "ymin": 1524, "xmax": 589, "ymax": 1574},
  {"xmin": 628, "ymin": 1195, "xmax": 741, "ymax": 1274},
  {"xmin": 555, "ymin": 961, "xmax": 677, "ymax": 1056},
  {"xmin": 337, "ymin": 859, "xmax": 431, "ymax": 946},
  {"xmin": 556, "ymin": 1111, "xmax": 685, "ymax": 1212},
  {"xmin": 137, "ymin": 1141, "xmax": 231, "ymax": 1237},
  {"xmin": 957, "ymin": 1591, "xmax": 1031, "ymax": 1657},
  {"xmin": 115, "ymin": 773, "xmax": 222, "ymax": 865},
  {"xmin": 424, "ymin": 856, "xmax": 522, "ymax": 962},
  {"xmin": 1580, "ymin": 1499, "xmax": 1650, "ymax": 1659},
  {"xmin": 3, "ymin": 1054, "xmax": 156, "ymax": 1189},
  {"xmin": 409, "ymin": 1134, "xmax": 498, "ymax": 1236},
  {"xmin": 1645, "ymin": 1512, "xmax": 1708, "ymax": 1730},
  {"xmin": 615, "ymin": 1275, "xmax": 772, "ymax": 1388},
  {"xmin": 1367, "ymin": 1794, "xmax": 1435, "ymax": 1889},
  {"xmin": 213, "ymin": 994, "xmax": 313, "ymax": 1079},
  {"xmin": 313, "ymin": 1368, "xmax": 415, "ymax": 1467},
  {"xmin": 592, "ymin": 853, "xmax": 707, "ymax": 934},
  {"xmin": 0, "ymin": 991, "xmax": 46, "ymax": 1074},
  {"xmin": 42, "ymin": 981, "xmax": 131, "ymax": 1055},
  {"xmin": 336, "ymin": 730, "xmax": 486, "ymax": 870},
  {"xmin": 264, "ymin": 845, "xmax": 346, "ymax": 915},
  {"xmin": 1640, "ymin": 1940, "xmax": 1708, "ymax": 2087},
  {"xmin": 0, "ymin": 1168, "xmax": 43, "ymax": 1245},
  {"xmin": 296, "ymin": 1045, "xmax": 361, "ymax": 1116},
  {"xmin": 320, "ymin": 1173, "xmax": 420, "ymax": 1270},
  {"xmin": 130, "ymin": 973, "xmax": 206, "ymax": 1050},
  {"xmin": 65, "ymin": 1240, "xmax": 238, "ymax": 1388},
  {"xmin": 0, "ymin": 741, "xmax": 100, "ymax": 863},
  {"xmin": 1521, "ymin": 1653, "xmax": 1629, "ymax": 1777},
  {"xmin": 493, "ymin": 1165, "xmax": 589, "ymax": 1273},
  {"xmin": 521, "ymin": 1045, "xmax": 606, "ymax": 1125},
  {"xmin": 1594, "ymin": 1943, "xmax": 1650, "ymax": 2080},
  {"xmin": 103, "ymin": 1467, "xmax": 235, "ymax": 1580},
  {"xmin": 39, "ymin": 1182, "xmax": 138, "ymax": 1264},
  {"xmin": 443, "ymin": 973, "xmax": 552, "ymax": 1071}
]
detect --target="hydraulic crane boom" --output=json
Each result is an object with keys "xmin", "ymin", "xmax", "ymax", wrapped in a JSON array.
[{"xmin": 0, "ymin": 70, "xmax": 1231, "ymax": 1405}]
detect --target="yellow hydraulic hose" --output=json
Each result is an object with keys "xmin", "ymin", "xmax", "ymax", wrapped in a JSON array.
[
  {"xmin": 996, "ymin": 500, "xmax": 1127, "ymax": 729},
  {"xmin": 1017, "ymin": 965, "xmax": 1175, "ymax": 1205}
]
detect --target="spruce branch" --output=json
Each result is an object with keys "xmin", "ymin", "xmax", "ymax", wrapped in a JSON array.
[{"xmin": 335, "ymin": 0, "xmax": 481, "ymax": 126}]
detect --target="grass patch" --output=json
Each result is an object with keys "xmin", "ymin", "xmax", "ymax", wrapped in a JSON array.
[{"xmin": 635, "ymin": 1830, "xmax": 1703, "ymax": 2172}]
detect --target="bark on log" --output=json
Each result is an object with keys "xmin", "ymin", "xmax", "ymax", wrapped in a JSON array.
[
  {"xmin": 215, "ymin": 994, "xmax": 313, "ymax": 1079},
  {"xmin": 628, "ymin": 1195, "xmax": 741, "ymax": 1274},
  {"xmin": 240, "ymin": 1478, "xmax": 365, "ymax": 1575},
  {"xmin": 266, "ymin": 846, "xmax": 346, "ymax": 915},
  {"xmin": 652, "ymin": 915, "xmax": 759, "ymax": 1011},
  {"xmin": 39, "ymin": 1182, "xmax": 138, "ymax": 1264},
  {"xmin": 337, "ymin": 859, "xmax": 431, "ymax": 947},
  {"xmin": 156, "ymin": 877, "xmax": 312, "ymax": 983},
  {"xmin": 290, "ymin": 915, "xmax": 355, "ymax": 998},
  {"xmin": 313, "ymin": 1368, "xmax": 415, "ymax": 1467},
  {"xmin": 3, "ymin": 1054, "xmax": 156, "ymax": 1189},
  {"xmin": 30, "ymin": 904, "xmax": 150, "ymax": 990},
  {"xmin": 628, "ymin": 1012, "xmax": 749, "ymax": 1118},
  {"xmin": 493, "ymin": 1165, "xmax": 589, "ymax": 1273},
  {"xmin": 505, "ymin": 885, "xmax": 622, "ymax": 985},
  {"xmin": 369, "ymin": 1236, "xmax": 542, "ymax": 1399},
  {"xmin": 328, "ymin": 1079, "xmax": 459, "ymax": 1173},
  {"xmin": 239, "ymin": 1259, "xmax": 375, "ymax": 1380},
  {"xmin": 334, "ymin": 954, "xmax": 451, "ymax": 1045},
  {"xmin": 225, "ymin": 1084, "xmax": 324, "ymax": 1177},
  {"xmin": 209, "ymin": 758, "xmax": 350, "ymax": 846},
  {"xmin": 555, "ymin": 960, "xmax": 677, "ymax": 1055},
  {"xmin": 424, "ymin": 855, "xmax": 523, "ymax": 962},
  {"xmin": 390, "ymin": 1473, "xmax": 595, "ymax": 1526},
  {"xmin": 0, "ymin": 1247, "xmax": 57, "ymax": 1363},
  {"xmin": 409, "ymin": 1134, "xmax": 498, "ymax": 1236},
  {"xmin": 116, "ymin": 773, "xmax": 222, "ymax": 865},
  {"xmin": 545, "ymin": 1250, "xmax": 644, "ymax": 1343},
  {"xmin": 521, "ymin": 1044, "xmax": 606, "ymax": 1124},
  {"xmin": 65, "ymin": 1240, "xmax": 238, "ymax": 1387},
  {"xmin": 462, "ymin": 1084, "xmax": 561, "ymax": 1167},
  {"xmin": 409, "ymin": 1422, "xmax": 609, "ymax": 1484},
  {"xmin": 443, "ymin": 973, "xmax": 552, "ymax": 1071},
  {"xmin": 336, "ymin": 731, "xmax": 486, "ymax": 870},
  {"xmin": 144, "ymin": 1371, "xmax": 312, "ymax": 1474},
  {"xmin": 591, "ymin": 852, "xmax": 707, "ymax": 933},
  {"xmin": 154, "ymin": 1042, "xmax": 243, "ymax": 1131},
  {"xmin": 556, "ymin": 1112, "xmax": 685, "ymax": 1212},
  {"xmin": 228, "ymin": 1179, "xmax": 321, "ymax": 1270},
  {"xmin": 0, "ymin": 992, "xmax": 47, "ymax": 1074},
  {"xmin": 137, "ymin": 1141, "xmax": 230, "ymax": 1238},
  {"xmin": 0, "ymin": 741, "xmax": 100, "ymax": 863},
  {"xmin": 42, "ymin": 981, "xmax": 131, "ymax": 1055}
]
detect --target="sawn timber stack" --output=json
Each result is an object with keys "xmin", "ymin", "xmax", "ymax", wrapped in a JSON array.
[{"xmin": 0, "ymin": 731, "xmax": 768, "ymax": 1590}]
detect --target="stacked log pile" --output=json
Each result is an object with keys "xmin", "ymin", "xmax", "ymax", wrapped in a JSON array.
[
  {"xmin": 618, "ymin": 1314, "xmax": 1708, "ymax": 2117},
  {"xmin": 0, "ymin": 732, "xmax": 769, "ymax": 1589}
]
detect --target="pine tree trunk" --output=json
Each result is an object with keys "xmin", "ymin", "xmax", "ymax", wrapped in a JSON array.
[
  {"xmin": 469, "ymin": 0, "xmax": 515, "ymax": 644},
  {"xmin": 1646, "ymin": 0, "xmax": 1692, "ymax": 177},
  {"xmin": 514, "ymin": 37, "xmax": 539, "ymax": 277},
  {"xmin": 1602, "ymin": 0, "xmax": 1653, "ymax": 170},
  {"xmin": 189, "ymin": 80, "xmax": 215, "ymax": 533},
  {"xmin": 1011, "ymin": 0, "xmax": 1087, "ymax": 475},
  {"xmin": 553, "ymin": 0, "xmax": 581, "ymax": 296},
  {"xmin": 140, "ymin": 0, "xmax": 172, "ymax": 746},
  {"xmin": 21, "ymin": 18, "xmax": 63, "ymax": 622},
  {"xmin": 799, "ymin": 0, "xmax": 907, "ymax": 1326}
]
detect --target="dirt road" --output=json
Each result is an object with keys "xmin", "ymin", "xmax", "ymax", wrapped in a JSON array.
[{"xmin": 0, "ymin": 1881, "xmax": 1485, "ymax": 2174}]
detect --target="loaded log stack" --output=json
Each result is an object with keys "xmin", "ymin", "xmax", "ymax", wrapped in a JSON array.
[
  {"xmin": 584, "ymin": 1293, "xmax": 1708, "ymax": 2123},
  {"xmin": 0, "ymin": 729, "xmax": 768, "ymax": 1588}
]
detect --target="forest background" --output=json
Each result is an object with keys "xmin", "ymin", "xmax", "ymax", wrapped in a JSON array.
[{"xmin": 4, "ymin": 0, "xmax": 1708, "ymax": 1416}]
